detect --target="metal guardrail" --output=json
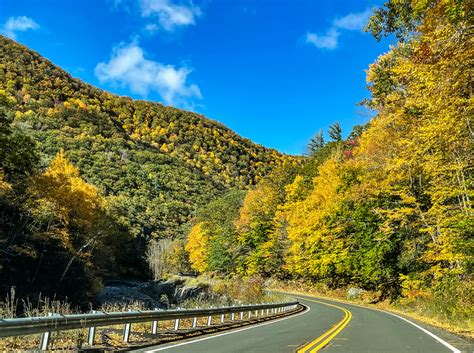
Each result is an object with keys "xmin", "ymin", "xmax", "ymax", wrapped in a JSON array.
[{"xmin": 0, "ymin": 301, "xmax": 300, "ymax": 350}]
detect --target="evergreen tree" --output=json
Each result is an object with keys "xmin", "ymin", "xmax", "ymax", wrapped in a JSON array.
[
  {"xmin": 307, "ymin": 130, "xmax": 325, "ymax": 155},
  {"xmin": 328, "ymin": 122, "xmax": 342, "ymax": 142}
]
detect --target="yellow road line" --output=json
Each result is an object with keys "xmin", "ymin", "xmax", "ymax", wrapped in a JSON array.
[
  {"xmin": 309, "ymin": 309, "xmax": 352, "ymax": 352},
  {"xmin": 296, "ymin": 309, "xmax": 348, "ymax": 352},
  {"xmin": 295, "ymin": 297, "xmax": 352, "ymax": 353}
]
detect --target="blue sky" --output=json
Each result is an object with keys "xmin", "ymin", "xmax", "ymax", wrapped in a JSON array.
[{"xmin": 1, "ymin": 0, "xmax": 394, "ymax": 155}]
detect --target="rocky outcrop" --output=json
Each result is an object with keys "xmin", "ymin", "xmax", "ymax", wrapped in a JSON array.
[
  {"xmin": 97, "ymin": 280, "xmax": 160, "ymax": 308},
  {"xmin": 97, "ymin": 279, "xmax": 213, "ymax": 309}
]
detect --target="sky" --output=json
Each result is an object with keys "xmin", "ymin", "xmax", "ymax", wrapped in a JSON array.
[{"xmin": 0, "ymin": 0, "xmax": 395, "ymax": 155}]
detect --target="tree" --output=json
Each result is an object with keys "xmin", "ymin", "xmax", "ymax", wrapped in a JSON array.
[
  {"xmin": 29, "ymin": 150, "xmax": 108, "ymax": 282},
  {"xmin": 307, "ymin": 130, "xmax": 325, "ymax": 155},
  {"xmin": 347, "ymin": 124, "xmax": 366, "ymax": 141},
  {"xmin": 365, "ymin": 0, "xmax": 467, "ymax": 41},
  {"xmin": 357, "ymin": 0, "xmax": 473, "ymax": 310},
  {"xmin": 328, "ymin": 122, "xmax": 342, "ymax": 142},
  {"xmin": 185, "ymin": 223, "xmax": 208, "ymax": 273},
  {"xmin": 146, "ymin": 238, "xmax": 173, "ymax": 280},
  {"xmin": 0, "ymin": 92, "xmax": 38, "ymax": 185}
]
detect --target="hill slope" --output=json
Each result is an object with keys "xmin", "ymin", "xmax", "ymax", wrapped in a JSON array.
[
  {"xmin": 0, "ymin": 36, "xmax": 296, "ymax": 302},
  {"xmin": 0, "ymin": 35, "xmax": 290, "ymax": 240}
]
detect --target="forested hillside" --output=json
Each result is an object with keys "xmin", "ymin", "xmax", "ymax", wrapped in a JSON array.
[
  {"xmin": 186, "ymin": 0, "xmax": 473, "ymax": 326},
  {"xmin": 0, "ymin": 36, "xmax": 293, "ymax": 304}
]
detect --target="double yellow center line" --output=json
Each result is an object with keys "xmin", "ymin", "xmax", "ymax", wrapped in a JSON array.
[{"xmin": 296, "ymin": 298, "xmax": 352, "ymax": 353}]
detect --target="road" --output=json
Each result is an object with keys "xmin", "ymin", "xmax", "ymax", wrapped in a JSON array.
[{"xmin": 133, "ymin": 294, "xmax": 471, "ymax": 353}]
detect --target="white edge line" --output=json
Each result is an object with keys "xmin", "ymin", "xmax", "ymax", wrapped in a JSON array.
[
  {"xmin": 383, "ymin": 311, "xmax": 461, "ymax": 353},
  {"xmin": 142, "ymin": 305, "xmax": 311, "ymax": 352},
  {"xmin": 294, "ymin": 295, "xmax": 461, "ymax": 353}
]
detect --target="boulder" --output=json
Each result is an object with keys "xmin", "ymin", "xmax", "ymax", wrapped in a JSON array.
[
  {"xmin": 347, "ymin": 287, "xmax": 364, "ymax": 300},
  {"xmin": 141, "ymin": 280, "xmax": 180, "ymax": 301}
]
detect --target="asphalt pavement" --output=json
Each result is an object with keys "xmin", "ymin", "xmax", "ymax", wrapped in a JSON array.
[{"xmin": 132, "ymin": 294, "xmax": 472, "ymax": 353}]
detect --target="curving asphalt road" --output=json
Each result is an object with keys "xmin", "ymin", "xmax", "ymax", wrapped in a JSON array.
[{"xmin": 133, "ymin": 294, "xmax": 472, "ymax": 353}]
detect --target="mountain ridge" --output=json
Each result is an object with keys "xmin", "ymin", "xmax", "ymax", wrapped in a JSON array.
[
  {"xmin": 0, "ymin": 35, "xmax": 293, "ymax": 186},
  {"xmin": 0, "ymin": 35, "xmax": 297, "ymax": 282}
]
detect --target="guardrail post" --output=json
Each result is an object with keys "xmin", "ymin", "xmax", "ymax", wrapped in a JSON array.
[
  {"xmin": 231, "ymin": 312, "xmax": 235, "ymax": 321},
  {"xmin": 207, "ymin": 315, "xmax": 212, "ymax": 326},
  {"xmin": 39, "ymin": 312, "xmax": 53, "ymax": 351},
  {"xmin": 240, "ymin": 311, "xmax": 243, "ymax": 320},
  {"xmin": 248, "ymin": 310, "xmax": 251, "ymax": 319},
  {"xmin": 192, "ymin": 316, "xmax": 198, "ymax": 328},
  {"xmin": 266, "ymin": 308, "xmax": 269, "ymax": 315},
  {"xmin": 123, "ymin": 309, "xmax": 132, "ymax": 343},
  {"xmin": 220, "ymin": 313, "xmax": 225, "ymax": 323},
  {"xmin": 151, "ymin": 308, "xmax": 159, "ymax": 334},
  {"xmin": 87, "ymin": 310, "xmax": 97, "ymax": 345},
  {"xmin": 174, "ymin": 318, "xmax": 180, "ymax": 330}
]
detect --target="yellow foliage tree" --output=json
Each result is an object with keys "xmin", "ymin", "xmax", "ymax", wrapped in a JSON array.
[
  {"xmin": 30, "ymin": 150, "xmax": 104, "ymax": 248},
  {"xmin": 33, "ymin": 151, "xmax": 102, "ymax": 224},
  {"xmin": 185, "ymin": 222, "xmax": 208, "ymax": 273},
  {"xmin": 285, "ymin": 157, "xmax": 348, "ymax": 277},
  {"xmin": 358, "ymin": 3, "xmax": 473, "ymax": 281},
  {"xmin": 26, "ymin": 150, "xmax": 110, "ymax": 282}
]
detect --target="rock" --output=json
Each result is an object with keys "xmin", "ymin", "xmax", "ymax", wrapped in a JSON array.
[
  {"xmin": 97, "ymin": 281, "xmax": 161, "ymax": 309},
  {"xmin": 141, "ymin": 280, "xmax": 182, "ymax": 303},
  {"xmin": 174, "ymin": 286, "xmax": 205, "ymax": 302},
  {"xmin": 142, "ymin": 280, "xmax": 175, "ymax": 297},
  {"xmin": 97, "ymin": 279, "xmax": 215, "ymax": 310},
  {"xmin": 347, "ymin": 287, "xmax": 364, "ymax": 300}
]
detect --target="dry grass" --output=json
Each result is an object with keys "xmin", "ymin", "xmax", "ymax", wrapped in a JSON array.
[{"xmin": 0, "ymin": 287, "xmax": 86, "ymax": 351}]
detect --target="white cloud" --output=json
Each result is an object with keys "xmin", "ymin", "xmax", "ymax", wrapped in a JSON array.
[
  {"xmin": 1, "ymin": 16, "xmax": 39, "ymax": 39},
  {"xmin": 95, "ymin": 41, "xmax": 202, "ymax": 107},
  {"xmin": 306, "ymin": 9, "xmax": 371, "ymax": 50},
  {"xmin": 306, "ymin": 28, "xmax": 339, "ymax": 49},
  {"xmin": 140, "ymin": 0, "xmax": 201, "ymax": 31},
  {"xmin": 145, "ymin": 23, "xmax": 159, "ymax": 32},
  {"xmin": 333, "ymin": 9, "xmax": 372, "ymax": 31}
]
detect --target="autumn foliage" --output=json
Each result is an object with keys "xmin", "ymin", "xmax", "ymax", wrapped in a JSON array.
[{"xmin": 186, "ymin": 0, "xmax": 473, "ymax": 325}]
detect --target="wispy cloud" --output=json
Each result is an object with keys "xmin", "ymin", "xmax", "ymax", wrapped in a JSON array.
[
  {"xmin": 333, "ymin": 9, "xmax": 372, "ymax": 31},
  {"xmin": 306, "ymin": 28, "xmax": 339, "ymax": 49},
  {"xmin": 306, "ymin": 9, "xmax": 371, "ymax": 50},
  {"xmin": 1, "ymin": 16, "xmax": 39, "ymax": 40},
  {"xmin": 95, "ymin": 40, "xmax": 202, "ymax": 108},
  {"xmin": 145, "ymin": 23, "xmax": 159, "ymax": 33},
  {"xmin": 140, "ymin": 0, "xmax": 201, "ymax": 31}
]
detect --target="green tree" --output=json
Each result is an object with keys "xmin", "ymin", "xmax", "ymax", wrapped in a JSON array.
[
  {"xmin": 307, "ymin": 130, "xmax": 325, "ymax": 156},
  {"xmin": 328, "ymin": 122, "xmax": 342, "ymax": 142}
]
